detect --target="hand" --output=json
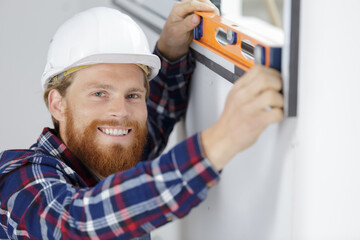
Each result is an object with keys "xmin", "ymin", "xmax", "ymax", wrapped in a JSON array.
[
  {"xmin": 201, "ymin": 66, "xmax": 284, "ymax": 171},
  {"xmin": 157, "ymin": 0, "xmax": 220, "ymax": 61}
]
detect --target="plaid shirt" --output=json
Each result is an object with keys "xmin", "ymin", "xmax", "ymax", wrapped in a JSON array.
[{"xmin": 0, "ymin": 48, "xmax": 220, "ymax": 240}]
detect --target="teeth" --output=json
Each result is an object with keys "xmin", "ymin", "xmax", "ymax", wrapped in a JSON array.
[{"xmin": 101, "ymin": 128, "xmax": 129, "ymax": 136}]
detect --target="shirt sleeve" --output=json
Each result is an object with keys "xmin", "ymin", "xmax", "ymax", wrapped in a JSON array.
[
  {"xmin": 0, "ymin": 134, "xmax": 219, "ymax": 240},
  {"xmin": 143, "ymin": 45, "xmax": 195, "ymax": 161}
]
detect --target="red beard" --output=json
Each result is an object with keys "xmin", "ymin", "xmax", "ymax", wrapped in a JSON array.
[{"xmin": 63, "ymin": 108, "xmax": 148, "ymax": 177}]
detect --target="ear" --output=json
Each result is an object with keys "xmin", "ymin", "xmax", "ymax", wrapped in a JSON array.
[{"xmin": 48, "ymin": 89, "xmax": 66, "ymax": 123}]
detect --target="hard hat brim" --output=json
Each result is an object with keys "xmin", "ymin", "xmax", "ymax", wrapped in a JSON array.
[{"xmin": 42, "ymin": 53, "xmax": 161, "ymax": 90}]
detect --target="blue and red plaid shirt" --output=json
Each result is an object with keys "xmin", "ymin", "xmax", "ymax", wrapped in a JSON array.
[{"xmin": 0, "ymin": 48, "xmax": 220, "ymax": 240}]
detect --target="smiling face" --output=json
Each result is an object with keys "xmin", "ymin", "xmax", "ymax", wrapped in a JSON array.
[{"xmin": 50, "ymin": 63, "xmax": 149, "ymax": 178}]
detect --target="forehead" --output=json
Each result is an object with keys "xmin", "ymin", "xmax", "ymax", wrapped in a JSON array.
[{"xmin": 73, "ymin": 63, "xmax": 145, "ymax": 87}]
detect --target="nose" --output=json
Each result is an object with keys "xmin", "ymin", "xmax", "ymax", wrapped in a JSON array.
[{"xmin": 108, "ymin": 97, "xmax": 130, "ymax": 119}]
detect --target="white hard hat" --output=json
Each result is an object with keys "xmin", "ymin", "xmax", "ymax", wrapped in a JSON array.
[{"xmin": 41, "ymin": 7, "xmax": 161, "ymax": 90}]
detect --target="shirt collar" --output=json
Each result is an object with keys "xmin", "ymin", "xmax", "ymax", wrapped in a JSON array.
[{"xmin": 33, "ymin": 127, "xmax": 100, "ymax": 187}]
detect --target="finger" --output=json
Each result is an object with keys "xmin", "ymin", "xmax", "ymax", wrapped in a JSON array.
[
  {"xmin": 253, "ymin": 90, "xmax": 284, "ymax": 110},
  {"xmin": 194, "ymin": 0, "xmax": 220, "ymax": 15},
  {"xmin": 174, "ymin": 0, "xmax": 219, "ymax": 18},
  {"xmin": 232, "ymin": 66, "xmax": 263, "ymax": 90},
  {"xmin": 232, "ymin": 65, "xmax": 275, "ymax": 91},
  {"xmin": 232, "ymin": 73, "xmax": 282, "ymax": 107},
  {"xmin": 259, "ymin": 108, "xmax": 284, "ymax": 125},
  {"xmin": 176, "ymin": 13, "xmax": 202, "ymax": 33},
  {"xmin": 245, "ymin": 68, "xmax": 282, "ymax": 98}
]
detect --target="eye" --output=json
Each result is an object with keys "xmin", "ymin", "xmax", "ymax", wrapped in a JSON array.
[
  {"xmin": 94, "ymin": 92, "xmax": 106, "ymax": 97},
  {"xmin": 127, "ymin": 93, "xmax": 139, "ymax": 99}
]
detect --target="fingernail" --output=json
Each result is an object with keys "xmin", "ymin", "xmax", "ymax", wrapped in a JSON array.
[{"xmin": 192, "ymin": 15, "xmax": 199, "ymax": 25}]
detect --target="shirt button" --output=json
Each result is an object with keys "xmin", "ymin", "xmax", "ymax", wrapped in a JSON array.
[{"xmin": 206, "ymin": 182, "xmax": 214, "ymax": 188}]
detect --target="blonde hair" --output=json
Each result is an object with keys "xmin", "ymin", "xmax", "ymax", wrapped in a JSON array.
[{"xmin": 43, "ymin": 74, "xmax": 74, "ymax": 132}]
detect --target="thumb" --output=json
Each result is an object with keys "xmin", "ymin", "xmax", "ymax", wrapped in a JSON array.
[
  {"xmin": 183, "ymin": 13, "xmax": 201, "ymax": 31},
  {"xmin": 191, "ymin": 13, "xmax": 201, "ymax": 26}
]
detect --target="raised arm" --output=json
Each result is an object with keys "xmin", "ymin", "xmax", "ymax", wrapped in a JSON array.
[{"xmin": 157, "ymin": 0, "xmax": 219, "ymax": 61}]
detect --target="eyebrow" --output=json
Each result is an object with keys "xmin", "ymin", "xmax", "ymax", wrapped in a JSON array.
[
  {"xmin": 127, "ymin": 87, "xmax": 146, "ymax": 93},
  {"xmin": 85, "ymin": 83, "xmax": 114, "ymax": 91},
  {"xmin": 84, "ymin": 83, "xmax": 145, "ymax": 93}
]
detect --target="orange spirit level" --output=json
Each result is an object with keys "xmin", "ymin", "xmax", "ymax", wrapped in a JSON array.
[{"xmin": 193, "ymin": 11, "xmax": 282, "ymax": 72}]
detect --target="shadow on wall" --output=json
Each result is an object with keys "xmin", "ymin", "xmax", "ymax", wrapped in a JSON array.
[
  {"xmin": 181, "ymin": 115, "xmax": 297, "ymax": 240},
  {"xmin": 243, "ymin": 0, "xmax": 284, "ymax": 27}
]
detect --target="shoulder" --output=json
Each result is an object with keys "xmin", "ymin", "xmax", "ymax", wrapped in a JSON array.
[
  {"xmin": 1, "ymin": 148, "xmax": 62, "ymax": 167},
  {"xmin": 0, "ymin": 148, "xmax": 76, "ymax": 182}
]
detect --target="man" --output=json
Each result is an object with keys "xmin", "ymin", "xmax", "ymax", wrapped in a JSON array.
[{"xmin": 0, "ymin": 1, "xmax": 284, "ymax": 240}]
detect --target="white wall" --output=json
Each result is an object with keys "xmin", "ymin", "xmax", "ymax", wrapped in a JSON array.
[
  {"xmin": 0, "ymin": 0, "xmax": 114, "ymax": 152},
  {"xmin": 293, "ymin": 1, "xmax": 360, "ymax": 239}
]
